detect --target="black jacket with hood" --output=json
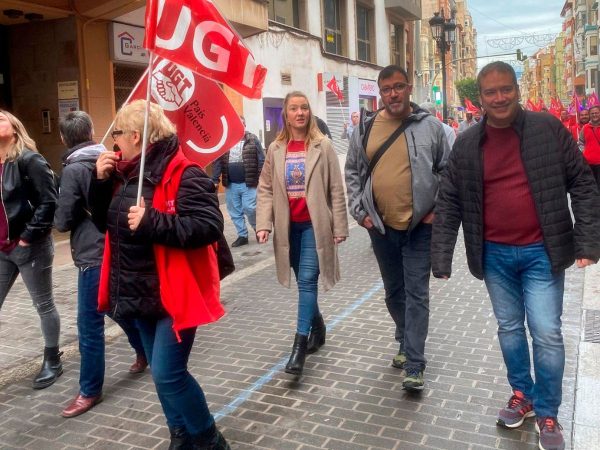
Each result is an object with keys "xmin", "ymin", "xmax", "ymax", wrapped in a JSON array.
[{"xmin": 55, "ymin": 141, "xmax": 105, "ymax": 268}]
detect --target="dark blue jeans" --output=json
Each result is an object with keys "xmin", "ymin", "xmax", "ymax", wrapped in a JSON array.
[
  {"xmin": 289, "ymin": 221, "xmax": 321, "ymax": 336},
  {"xmin": 368, "ymin": 223, "xmax": 432, "ymax": 371},
  {"xmin": 483, "ymin": 241, "xmax": 565, "ymax": 417},
  {"xmin": 136, "ymin": 317, "xmax": 214, "ymax": 436},
  {"xmin": 78, "ymin": 266, "xmax": 145, "ymax": 397}
]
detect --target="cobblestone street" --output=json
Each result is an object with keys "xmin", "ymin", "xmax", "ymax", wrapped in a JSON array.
[{"xmin": 0, "ymin": 219, "xmax": 590, "ymax": 449}]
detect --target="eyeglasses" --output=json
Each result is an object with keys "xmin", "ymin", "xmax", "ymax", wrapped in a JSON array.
[
  {"xmin": 111, "ymin": 129, "xmax": 126, "ymax": 140},
  {"xmin": 380, "ymin": 83, "xmax": 410, "ymax": 96}
]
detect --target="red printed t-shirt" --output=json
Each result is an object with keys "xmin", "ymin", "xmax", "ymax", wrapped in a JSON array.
[
  {"xmin": 285, "ymin": 140, "xmax": 311, "ymax": 223},
  {"xmin": 482, "ymin": 125, "xmax": 543, "ymax": 245}
]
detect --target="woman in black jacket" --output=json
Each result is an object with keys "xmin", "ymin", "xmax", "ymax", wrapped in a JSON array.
[
  {"xmin": 0, "ymin": 110, "xmax": 61, "ymax": 389},
  {"xmin": 90, "ymin": 100, "xmax": 229, "ymax": 450}
]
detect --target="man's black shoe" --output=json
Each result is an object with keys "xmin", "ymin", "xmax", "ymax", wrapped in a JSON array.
[{"xmin": 231, "ymin": 236, "xmax": 249, "ymax": 247}]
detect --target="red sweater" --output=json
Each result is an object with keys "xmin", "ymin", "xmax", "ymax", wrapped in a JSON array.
[
  {"xmin": 482, "ymin": 125, "xmax": 543, "ymax": 245},
  {"xmin": 99, "ymin": 150, "xmax": 224, "ymax": 341},
  {"xmin": 582, "ymin": 123, "xmax": 600, "ymax": 165}
]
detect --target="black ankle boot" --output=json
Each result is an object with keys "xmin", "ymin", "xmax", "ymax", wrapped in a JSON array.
[
  {"xmin": 190, "ymin": 424, "xmax": 231, "ymax": 450},
  {"xmin": 285, "ymin": 333, "xmax": 308, "ymax": 375},
  {"xmin": 32, "ymin": 346, "xmax": 63, "ymax": 389},
  {"xmin": 307, "ymin": 314, "xmax": 326, "ymax": 354},
  {"xmin": 168, "ymin": 426, "xmax": 191, "ymax": 450}
]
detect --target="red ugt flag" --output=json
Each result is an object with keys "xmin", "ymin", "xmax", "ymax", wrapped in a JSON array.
[
  {"xmin": 129, "ymin": 57, "xmax": 245, "ymax": 167},
  {"xmin": 326, "ymin": 76, "xmax": 344, "ymax": 101},
  {"xmin": 144, "ymin": 0, "xmax": 267, "ymax": 99}
]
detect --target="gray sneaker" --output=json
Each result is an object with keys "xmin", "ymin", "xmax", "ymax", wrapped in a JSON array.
[
  {"xmin": 497, "ymin": 390, "xmax": 535, "ymax": 428},
  {"xmin": 535, "ymin": 417, "xmax": 565, "ymax": 450}
]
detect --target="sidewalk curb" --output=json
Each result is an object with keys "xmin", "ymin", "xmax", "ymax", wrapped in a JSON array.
[{"xmin": 573, "ymin": 263, "xmax": 600, "ymax": 449}]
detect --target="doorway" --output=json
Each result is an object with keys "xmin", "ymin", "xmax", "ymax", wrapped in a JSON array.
[{"xmin": 263, "ymin": 98, "xmax": 283, "ymax": 150}]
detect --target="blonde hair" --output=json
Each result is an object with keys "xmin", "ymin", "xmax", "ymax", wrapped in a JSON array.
[
  {"xmin": 0, "ymin": 110, "xmax": 38, "ymax": 161},
  {"xmin": 115, "ymin": 100, "xmax": 176, "ymax": 144},
  {"xmin": 275, "ymin": 91, "xmax": 324, "ymax": 147}
]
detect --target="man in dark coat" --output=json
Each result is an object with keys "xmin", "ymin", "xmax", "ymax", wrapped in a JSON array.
[
  {"xmin": 212, "ymin": 116, "xmax": 264, "ymax": 247},
  {"xmin": 432, "ymin": 61, "xmax": 600, "ymax": 450},
  {"xmin": 55, "ymin": 111, "xmax": 147, "ymax": 418}
]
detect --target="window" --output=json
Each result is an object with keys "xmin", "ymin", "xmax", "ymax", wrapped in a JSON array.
[
  {"xmin": 357, "ymin": 5, "xmax": 373, "ymax": 62},
  {"xmin": 390, "ymin": 23, "xmax": 404, "ymax": 67},
  {"xmin": 269, "ymin": 0, "xmax": 305, "ymax": 29},
  {"xmin": 590, "ymin": 35, "xmax": 598, "ymax": 56},
  {"xmin": 323, "ymin": 0, "xmax": 343, "ymax": 55}
]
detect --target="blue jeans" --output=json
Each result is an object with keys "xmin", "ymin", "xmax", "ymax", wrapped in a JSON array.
[
  {"xmin": 225, "ymin": 182, "xmax": 256, "ymax": 238},
  {"xmin": 136, "ymin": 317, "xmax": 214, "ymax": 436},
  {"xmin": 289, "ymin": 221, "xmax": 320, "ymax": 336},
  {"xmin": 368, "ymin": 224, "xmax": 432, "ymax": 371},
  {"xmin": 483, "ymin": 241, "xmax": 565, "ymax": 418},
  {"xmin": 0, "ymin": 236, "xmax": 60, "ymax": 347},
  {"xmin": 78, "ymin": 266, "xmax": 145, "ymax": 397}
]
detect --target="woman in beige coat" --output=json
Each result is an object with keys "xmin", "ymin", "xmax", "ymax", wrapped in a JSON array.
[{"xmin": 256, "ymin": 91, "xmax": 348, "ymax": 376}]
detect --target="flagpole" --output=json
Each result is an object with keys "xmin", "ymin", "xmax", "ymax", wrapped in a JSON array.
[
  {"xmin": 136, "ymin": 52, "xmax": 155, "ymax": 206},
  {"xmin": 100, "ymin": 65, "xmax": 150, "ymax": 148}
]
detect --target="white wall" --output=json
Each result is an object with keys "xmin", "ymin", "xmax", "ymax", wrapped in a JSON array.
[
  {"xmin": 374, "ymin": 0, "xmax": 390, "ymax": 67},
  {"xmin": 244, "ymin": 27, "xmax": 383, "ymax": 144}
]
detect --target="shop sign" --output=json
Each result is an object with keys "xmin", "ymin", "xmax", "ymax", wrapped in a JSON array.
[
  {"xmin": 109, "ymin": 22, "xmax": 149, "ymax": 66},
  {"xmin": 358, "ymin": 79, "xmax": 378, "ymax": 97},
  {"xmin": 57, "ymin": 81, "xmax": 79, "ymax": 100}
]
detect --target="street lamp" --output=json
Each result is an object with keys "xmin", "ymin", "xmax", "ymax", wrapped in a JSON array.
[{"xmin": 429, "ymin": 10, "xmax": 456, "ymax": 121}]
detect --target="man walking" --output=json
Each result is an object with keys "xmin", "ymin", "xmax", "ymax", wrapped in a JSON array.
[
  {"xmin": 345, "ymin": 65, "xmax": 449, "ymax": 392},
  {"xmin": 432, "ymin": 61, "xmax": 600, "ymax": 450},
  {"xmin": 458, "ymin": 111, "xmax": 477, "ymax": 133},
  {"xmin": 212, "ymin": 117, "xmax": 264, "ymax": 247},
  {"xmin": 578, "ymin": 105, "xmax": 600, "ymax": 189},
  {"xmin": 55, "ymin": 111, "xmax": 147, "ymax": 418},
  {"xmin": 342, "ymin": 111, "xmax": 360, "ymax": 139}
]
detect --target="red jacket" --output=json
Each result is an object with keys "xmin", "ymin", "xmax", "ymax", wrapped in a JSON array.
[
  {"xmin": 99, "ymin": 150, "xmax": 224, "ymax": 340},
  {"xmin": 581, "ymin": 123, "xmax": 600, "ymax": 165}
]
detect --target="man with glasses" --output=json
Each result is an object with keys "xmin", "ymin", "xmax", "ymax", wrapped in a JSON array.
[
  {"xmin": 432, "ymin": 61, "xmax": 600, "ymax": 450},
  {"xmin": 345, "ymin": 65, "xmax": 450, "ymax": 392}
]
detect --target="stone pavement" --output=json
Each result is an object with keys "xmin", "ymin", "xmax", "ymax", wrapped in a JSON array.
[{"xmin": 0, "ymin": 202, "xmax": 599, "ymax": 449}]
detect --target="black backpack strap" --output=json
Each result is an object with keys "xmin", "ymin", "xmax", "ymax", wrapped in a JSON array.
[{"xmin": 366, "ymin": 121, "xmax": 411, "ymax": 179}]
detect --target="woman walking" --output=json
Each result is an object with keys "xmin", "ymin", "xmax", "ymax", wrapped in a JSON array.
[
  {"xmin": 90, "ymin": 100, "xmax": 229, "ymax": 449},
  {"xmin": 256, "ymin": 91, "xmax": 348, "ymax": 376},
  {"xmin": 0, "ymin": 110, "xmax": 61, "ymax": 389}
]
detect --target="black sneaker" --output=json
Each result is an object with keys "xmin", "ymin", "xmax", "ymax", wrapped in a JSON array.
[{"xmin": 231, "ymin": 236, "xmax": 248, "ymax": 247}]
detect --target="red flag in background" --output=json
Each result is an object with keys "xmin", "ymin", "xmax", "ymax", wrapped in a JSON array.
[
  {"xmin": 326, "ymin": 76, "xmax": 344, "ymax": 101},
  {"xmin": 464, "ymin": 98, "xmax": 480, "ymax": 114},
  {"xmin": 129, "ymin": 57, "xmax": 244, "ymax": 167},
  {"xmin": 143, "ymin": 0, "xmax": 267, "ymax": 99}
]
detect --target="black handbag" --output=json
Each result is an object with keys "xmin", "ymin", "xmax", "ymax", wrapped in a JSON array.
[{"xmin": 216, "ymin": 234, "xmax": 235, "ymax": 280}]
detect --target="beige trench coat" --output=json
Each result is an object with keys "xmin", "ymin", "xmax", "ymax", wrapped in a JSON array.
[{"xmin": 256, "ymin": 137, "xmax": 349, "ymax": 291}]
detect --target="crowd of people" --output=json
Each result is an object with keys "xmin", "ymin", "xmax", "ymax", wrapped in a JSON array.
[{"xmin": 0, "ymin": 60, "xmax": 599, "ymax": 450}]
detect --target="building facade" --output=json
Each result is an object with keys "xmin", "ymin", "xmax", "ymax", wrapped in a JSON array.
[{"xmin": 0, "ymin": 0, "xmax": 425, "ymax": 165}]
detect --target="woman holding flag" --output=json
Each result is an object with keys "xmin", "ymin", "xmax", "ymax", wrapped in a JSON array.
[
  {"xmin": 256, "ymin": 91, "xmax": 348, "ymax": 377},
  {"xmin": 90, "ymin": 100, "xmax": 230, "ymax": 450}
]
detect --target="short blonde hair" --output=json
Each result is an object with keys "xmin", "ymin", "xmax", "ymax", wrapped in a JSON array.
[
  {"xmin": 115, "ymin": 100, "xmax": 176, "ymax": 144},
  {"xmin": 275, "ymin": 91, "xmax": 324, "ymax": 147},
  {"xmin": 0, "ymin": 110, "xmax": 38, "ymax": 161}
]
